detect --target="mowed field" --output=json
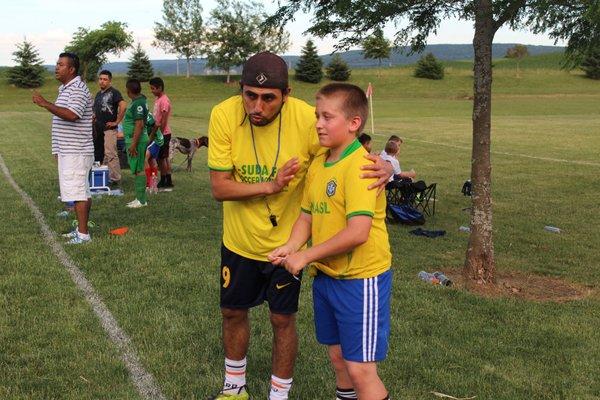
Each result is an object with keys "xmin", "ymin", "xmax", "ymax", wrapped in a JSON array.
[{"xmin": 1, "ymin": 54, "xmax": 599, "ymax": 399}]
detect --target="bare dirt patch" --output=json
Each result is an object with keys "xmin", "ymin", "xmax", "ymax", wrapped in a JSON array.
[{"xmin": 439, "ymin": 268, "xmax": 594, "ymax": 303}]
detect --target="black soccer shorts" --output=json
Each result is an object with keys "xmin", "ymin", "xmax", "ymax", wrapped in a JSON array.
[{"xmin": 219, "ymin": 244, "xmax": 302, "ymax": 314}]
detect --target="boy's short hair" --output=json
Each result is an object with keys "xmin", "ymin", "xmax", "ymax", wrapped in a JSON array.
[
  {"xmin": 358, "ymin": 133, "xmax": 371, "ymax": 145},
  {"xmin": 99, "ymin": 70, "xmax": 112, "ymax": 79},
  {"xmin": 316, "ymin": 83, "xmax": 369, "ymax": 133},
  {"xmin": 126, "ymin": 78, "xmax": 142, "ymax": 95},
  {"xmin": 388, "ymin": 135, "xmax": 403, "ymax": 144},
  {"xmin": 149, "ymin": 77, "xmax": 164, "ymax": 91},
  {"xmin": 384, "ymin": 140, "xmax": 399, "ymax": 155}
]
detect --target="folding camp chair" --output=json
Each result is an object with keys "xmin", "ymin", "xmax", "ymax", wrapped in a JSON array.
[
  {"xmin": 413, "ymin": 183, "xmax": 436, "ymax": 217},
  {"xmin": 385, "ymin": 180, "xmax": 437, "ymax": 220}
]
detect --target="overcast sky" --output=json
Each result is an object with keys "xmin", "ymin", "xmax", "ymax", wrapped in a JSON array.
[{"xmin": 1, "ymin": 0, "xmax": 564, "ymax": 66}]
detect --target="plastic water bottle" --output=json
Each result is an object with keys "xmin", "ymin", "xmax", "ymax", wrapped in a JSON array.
[
  {"xmin": 459, "ymin": 225, "xmax": 471, "ymax": 233},
  {"xmin": 544, "ymin": 226, "xmax": 561, "ymax": 233},
  {"xmin": 433, "ymin": 272, "xmax": 453, "ymax": 286},
  {"xmin": 418, "ymin": 271, "xmax": 440, "ymax": 285},
  {"xmin": 150, "ymin": 172, "xmax": 159, "ymax": 194}
]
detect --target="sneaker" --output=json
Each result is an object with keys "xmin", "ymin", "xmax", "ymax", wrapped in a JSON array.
[
  {"xmin": 207, "ymin": 385, "xmax": 249, "ymax": 400},
  {"xmin": 62, "ymin": 229, "xmax": 78, "ymax": 238},
  {"xmin": 159, "ymin": 183, "xmax": 174, "ymax": 192},
  {"xmin": 66, "ymin": 233, "xmax": 91, "ymax": 245},
  {"xmin": 126, "ymin": 199, "xmax": 148, "ymax": 208}
]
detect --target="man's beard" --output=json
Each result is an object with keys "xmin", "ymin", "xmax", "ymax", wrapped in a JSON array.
[{"xmin": 249, "ymin": 104, "xmax": 284, "ymax": 127}]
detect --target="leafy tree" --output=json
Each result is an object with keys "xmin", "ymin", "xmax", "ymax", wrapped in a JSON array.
[
  {"xmin": 580, "ymin": 46, "xmax": 600, "ymax": 79},
  {"xmin": 295, "ymin": 39, "xmax": 323, "ymax": 83},
  {"xmin": 266, "ymin": 0, "xmax": 599, "ymax": 285},
  {"xmin": 204, "ymin": 0, "xmax": 290, "ymax": 83},
  {"xmin": 7, "ymin": 40, "xmax": 45, "ymax": 88},
  {"xmin": 65, "ymin": 21, "xmax": 132, "ymax": 81},
  {"xmin": 127, "ymin": 43, "xmax": 155, "ymax": 82},
  {"xmin": 326, "ymin": 54, "xmax": 351, "ymax": 81},
  {"xmin": 362, "ymin": 28, "xmax": 391, "ymax": 67},
  {"xmin": 414, "ymin": 53, "xmax": 444, "ymax": 80},
  {"xmin": 154, "ymin": 0, "xmax": 204, "ymax": 78},
  {"xmin": 505, "ymin": 44, "xmax": 529, "ymax": 77}
]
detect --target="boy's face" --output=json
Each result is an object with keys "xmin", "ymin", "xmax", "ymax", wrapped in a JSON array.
[
  {"xmin": 315, "ymin": 94, "xmax": 361, "ymax": 148},
  {"xmin": 150, "ymin": 84, "xmax": 162, "ymax": 97}
]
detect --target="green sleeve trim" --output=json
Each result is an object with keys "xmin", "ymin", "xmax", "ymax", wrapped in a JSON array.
[
  {"xmin": 346, "ymin": 210, "xmax": 374, "ymax": 219},
  {"xmin": 208, "ymin": 166, "xmax": 233, "ymax": 172},
  {"xmin": 301, "ymin": 207, "xmax": 311, "ymax": 215}
]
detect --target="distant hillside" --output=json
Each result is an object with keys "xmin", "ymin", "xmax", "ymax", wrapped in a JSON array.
[{"xmin": 42, "ymin": 43, "xmax": 564, "ymax": 76}]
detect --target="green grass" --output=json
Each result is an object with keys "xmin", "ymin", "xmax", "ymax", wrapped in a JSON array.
[{"xmin": 1, "ymin": 54, "xmax": 600, "ymax": 399}]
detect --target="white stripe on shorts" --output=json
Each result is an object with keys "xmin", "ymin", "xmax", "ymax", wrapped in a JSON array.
[{"xmin": 362, "ymin": 276, "xmax": 379, "ymax": 362}]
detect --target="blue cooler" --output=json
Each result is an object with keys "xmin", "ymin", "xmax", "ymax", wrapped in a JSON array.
[{"xmin": 89, "ymin": 165, "xmax": 110, "ymax": 192}]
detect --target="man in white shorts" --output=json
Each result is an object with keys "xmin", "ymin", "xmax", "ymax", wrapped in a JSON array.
[{"xmin": 33, "ymin": 52, "xmax": 94, "ymax": 244}]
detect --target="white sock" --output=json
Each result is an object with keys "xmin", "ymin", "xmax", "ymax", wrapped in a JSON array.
[
  {"xmin": 222, "ymin": 357, "xmax": 246, "ymax": 394},
  {"xmin": 269, "ymin": 375, "xmax": 292, "ymax": 400},
  {"xmin": 336, "ymin": 387, "xmax": 358, "ymax": 399}
]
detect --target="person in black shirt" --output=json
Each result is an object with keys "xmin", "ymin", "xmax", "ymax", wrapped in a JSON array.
[{"xmin": 93, "ymin": 70, "xmax": 126, "ymax": 184}]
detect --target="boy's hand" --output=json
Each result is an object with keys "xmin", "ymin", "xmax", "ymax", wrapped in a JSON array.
[
  {"xmin": 283, "ymin": 252, "xmax": 307, "ymax": 275},
  {"xmin": 270, "ymin": 158, "xmax": 300, "ymax": 194},
  {"xmin": 360, "ymin": 154, "xmax": 394, "ymax": 195},
  {"xmin": 268, "ymin": 244, "xmax": 295, "ymax": 265},
  {"xmin": 128, "ymin": 144, "xmax": 137, "ymax": 157}
]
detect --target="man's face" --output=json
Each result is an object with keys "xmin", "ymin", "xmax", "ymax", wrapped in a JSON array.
[
  {"xmin": 242, "ymin": 85, "xmax": 287, "ymax": 126},
  {"xmin": 150, "ymin": 84, "xmax": 162, "ymax": 97},
  {"xmin": 315, "ymin": 94, "xmax": 360, "ymax": 148},
  {"xmin": 55, "ymin": 57, "xmax": 74, "ymax": 83},
  {"xmin": 98, "ymin": 74, "xmax": 111, "ymax": 90}
]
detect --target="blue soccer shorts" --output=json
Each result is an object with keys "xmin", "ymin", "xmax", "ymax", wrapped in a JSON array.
[
  {"xmin": 147, "ymin": 141, "xmax": 160, "ymax": 160},
  {"xmin": 313, "ymin": 269, "xmax": 392, "ymax": 362}
]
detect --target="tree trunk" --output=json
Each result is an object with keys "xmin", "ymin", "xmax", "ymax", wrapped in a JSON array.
[
  {"xmin": 464, "ymin": 0, "xmax": 496, "ymax": 285},
  {"xmin": 226, "ymin": 69, "xmax": 231, "ymax": 84},
  {"xmin": 186, "ymin": 59, "xmax": 191, "ymax": 78}
]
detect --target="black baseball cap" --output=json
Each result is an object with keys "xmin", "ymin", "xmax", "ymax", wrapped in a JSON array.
[{"xmin": 241, "ymin": 52, "xmax": 288, "ymax": 90}]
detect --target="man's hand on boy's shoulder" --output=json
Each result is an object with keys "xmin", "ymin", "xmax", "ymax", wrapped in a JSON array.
[{"xmin": 360, "ymin": 154, "xmax": 394, "ymax": 195}]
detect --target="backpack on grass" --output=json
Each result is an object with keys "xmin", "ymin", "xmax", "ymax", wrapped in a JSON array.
[{"xmin": 387, "ymin": 203, "xmax": 425, "ymax": 225}]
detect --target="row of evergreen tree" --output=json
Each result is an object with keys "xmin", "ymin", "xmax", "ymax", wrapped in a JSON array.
[
  {"xmin": 6, "ymin": 39, "xmax": 600, "ymax": 88},
  {"xmin": 294, "ymin": 39, "xmax": 445, "ymax": 83},
  {"xmin": 6, "ymin": 40, "xmax": 156, "ymax": 88}
]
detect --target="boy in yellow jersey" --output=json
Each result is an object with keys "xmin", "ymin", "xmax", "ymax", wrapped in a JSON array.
[{"xmin": 269, "ymin": 83, "xmax": 392, "ymax": 400}]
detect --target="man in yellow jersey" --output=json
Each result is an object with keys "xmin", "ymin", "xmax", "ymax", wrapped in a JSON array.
[{"xmin": 207, "ymin": 52, "xmax": 391, "ymax": 400}]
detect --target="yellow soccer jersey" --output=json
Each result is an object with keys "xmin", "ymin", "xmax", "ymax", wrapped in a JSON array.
[
  {"xmin": 301, "ymin": 139, "xmax": 391, "ymax": 279},
  {"xmin": 208, "ymin": 95, "xmax": 322, "ymax": 261}
]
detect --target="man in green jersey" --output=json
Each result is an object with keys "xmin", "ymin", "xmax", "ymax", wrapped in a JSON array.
[{"xmin": 122, "ymin": 78, "xmax": 149, "ymax": 208}]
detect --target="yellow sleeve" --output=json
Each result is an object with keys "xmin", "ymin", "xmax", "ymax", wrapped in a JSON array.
[
  {"xmin": 345, "ymin": 157, "xmax": 377, "ymax": 219},
  {"xmin": 207, "ymin": 105, "xmax": 233, "ymax": 171}
]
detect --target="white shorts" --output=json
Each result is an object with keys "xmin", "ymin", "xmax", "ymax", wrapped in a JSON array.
[{"xmin": 57, "ymin": 154, "xmax": 94, "ymax": 202}]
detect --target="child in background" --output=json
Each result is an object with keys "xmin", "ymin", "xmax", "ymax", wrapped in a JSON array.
[
  {"xmin": 122, "ymin": 78, "xmax": 149, "ymax": 208},
  {"xmin": 358, "ymin": 133, "xmax": 372, "ymax": 153},
  {"xmin": 269, "ymin": 83, "xmax": 392, "ymax": 400},
  {"xmin": 145, "ymin": 112, "xmax": 163, "ymax": 193}
]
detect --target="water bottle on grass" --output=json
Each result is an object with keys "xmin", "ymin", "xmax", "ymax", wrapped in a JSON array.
[{"xmin": 418, "ymin": 271, "xmax": 440, "ymax": 285}]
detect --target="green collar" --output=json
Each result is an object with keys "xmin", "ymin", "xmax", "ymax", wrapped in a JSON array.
[{"xmin": 324, "ymin": 139, "xmax": 362, "ymax": 167}]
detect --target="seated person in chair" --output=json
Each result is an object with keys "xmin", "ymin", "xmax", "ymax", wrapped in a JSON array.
[{"xmin": 379, "ymin": 139, "xmax": 416, "ymax": 182}]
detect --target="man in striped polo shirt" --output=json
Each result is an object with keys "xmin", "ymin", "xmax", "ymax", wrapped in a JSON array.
[{"xmin": 32, "ymin": 52, "xmax": 94, "ymax": 244}]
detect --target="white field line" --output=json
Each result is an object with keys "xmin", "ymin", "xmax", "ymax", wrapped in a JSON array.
[
  {"xmin": 371, "ymin": 133, "xmax": 600, "ymax": 167},
  {"xmin": 0, "ymin": 154, "xmax": 167, "ymax": 400}
]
